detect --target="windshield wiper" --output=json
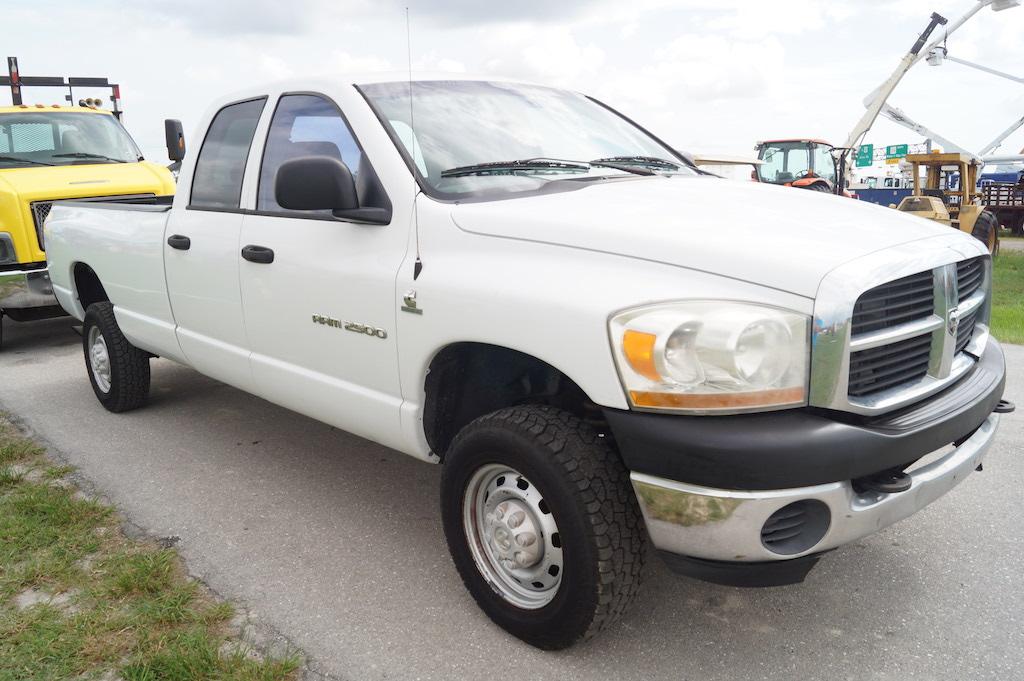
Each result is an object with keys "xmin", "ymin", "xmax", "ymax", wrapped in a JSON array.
[
  {"xmin": 591, "ymin": 155, "xmax": 682, "ymax": 170},
  {"xmin": 51, "ymin": 152, "xmax": 129, "ymax": 163},
  {"xmin": 0, "ymin": 155, "xmax": 54, "ymax": 166},
  {"xmin": 441, "ymin": 158, "xmax": 590, "ymax": 178},
  {"xmin": 589, "ymin": 160, "xmax": 655, "ymax": 176},
  {"xmin": 440, "ymin": 157, "xmax": 657, "ymax": 179}
]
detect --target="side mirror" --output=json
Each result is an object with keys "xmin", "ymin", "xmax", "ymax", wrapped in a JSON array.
[
  {"xmin": 276, "ymin": 156, "xmax": 392, "ymax": 224},
  {"xmin": 276, "ymin": 156, "xmax": 359, "ymax": 211},
  {"xmin": 164, "ymin": 119, "xmax": 186, "ymax": 162}
]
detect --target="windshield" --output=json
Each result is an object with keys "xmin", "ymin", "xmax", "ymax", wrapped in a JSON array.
[
  {"xmin": 359, "ymin": 80, "xmax": 696, "ymax": 199},
  {"xmin": 0, "ymin": 112, "xmax": 142, "ymax": 168},
  {"xmin": 756, "ymin": 141, "xmax": 835, "ymax": 185}
]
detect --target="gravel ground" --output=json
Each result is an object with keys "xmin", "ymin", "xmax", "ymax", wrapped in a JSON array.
[{"xmin": 1, "ymin": 317, "xmax": 1021, "ymax": 681}]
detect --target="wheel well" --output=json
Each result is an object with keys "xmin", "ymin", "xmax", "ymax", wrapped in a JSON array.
[
  {"xmin": 73, "ymin": 263, "xmax": 109, "ymax": 311},
  {"xmin": 423, "ymin": 343, "xmax": 606, "ymax": 459}
]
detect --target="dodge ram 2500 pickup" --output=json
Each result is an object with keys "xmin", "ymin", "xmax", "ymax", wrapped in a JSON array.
[{"xmin": 44, "ymin": 75, "xmax": 1009, "ymax": 650}]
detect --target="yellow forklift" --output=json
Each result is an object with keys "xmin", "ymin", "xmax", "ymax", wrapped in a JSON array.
[{"xmin": 894, "ymin": 152, "xmax": 999, "ymax": 254}]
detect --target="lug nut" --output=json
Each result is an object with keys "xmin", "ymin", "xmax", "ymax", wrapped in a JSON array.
[
  {"xmin": 514, "ymin": 551, "xmax": 529, "ymax": 567},
  {"xmin": 508, "ymin": 511, "xmax": 525, "ymax": 528},
  {"xmin": 515, "ymin": 532, "xmax": 536, "ymax": 547}
]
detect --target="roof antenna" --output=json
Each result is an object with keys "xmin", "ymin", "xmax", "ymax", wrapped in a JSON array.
[{"xmin": 406, "ymin": 7, "xmax": 423, "ymax": 280}]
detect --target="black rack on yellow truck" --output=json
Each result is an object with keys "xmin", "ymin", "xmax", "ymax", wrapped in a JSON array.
[{"xmin": 1, "ymin": 56, "xmax": 123, "ymax": 118}]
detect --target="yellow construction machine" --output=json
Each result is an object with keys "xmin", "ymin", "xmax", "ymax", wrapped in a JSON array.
[{"xmin": 895, "ymin": 152, "xmax": 999, "ymax": 254}]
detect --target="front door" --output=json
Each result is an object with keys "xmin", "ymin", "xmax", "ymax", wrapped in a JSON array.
[
  {"xmin": 238, "ymin": 93, "xmax": 410, "ymax": 448},
  {"xmin": 164, "ymin": 97, "xmax": 266, "ymax": 391}
]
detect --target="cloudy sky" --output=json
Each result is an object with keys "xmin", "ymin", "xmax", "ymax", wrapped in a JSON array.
[{"xmin": 5, "ymin": 0, "xmax": 1023, "ymax": 166}]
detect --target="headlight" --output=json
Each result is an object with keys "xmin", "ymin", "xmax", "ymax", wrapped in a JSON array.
[{"xmin": 609, "ymin": 301, "xmax": 809, "ymax": 414}]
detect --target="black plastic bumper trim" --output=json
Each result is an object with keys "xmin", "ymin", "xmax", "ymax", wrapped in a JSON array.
[
  {"xmin": 605, "ymin": 340, "xmax": 1005, "ymax": 490},
  {"xmin": 658, "ymin": 550, "xmax": 824, "ymax": 587}
]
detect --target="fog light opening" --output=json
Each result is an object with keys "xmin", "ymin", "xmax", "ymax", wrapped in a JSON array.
[{"xmin": 760, "ymin": 500, "xmax": 831, "ymax": 556}]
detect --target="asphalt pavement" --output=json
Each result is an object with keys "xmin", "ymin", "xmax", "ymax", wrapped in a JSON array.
[{"xmin": 1, "ymin": 316, "xmax": 1021, "ymax": 681}]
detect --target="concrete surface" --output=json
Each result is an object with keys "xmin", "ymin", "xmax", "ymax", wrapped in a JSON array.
[{"xmin": 1, "ymin": 316, "xmax": 1021, "ymax": 681}]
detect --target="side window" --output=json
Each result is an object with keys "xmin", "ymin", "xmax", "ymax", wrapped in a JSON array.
[
  {"xmin": 190, "ymin": 98, "xmax": 266, "ymax": 209},
  {"xmin": 812, "ymin": 145, "xmax": 836, "ymax": 182},
  {"xmin": 257, "ymin": 94, "xmax": 364, "ymax": 213}
]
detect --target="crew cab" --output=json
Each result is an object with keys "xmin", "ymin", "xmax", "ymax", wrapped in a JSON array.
[
  {"xmin": 0, "ymin": 105, "xmax": 175, "ymax": 347},
  {"xmin": 43, "ymin": 75, "xmax": 1009, "ymax": 649}
]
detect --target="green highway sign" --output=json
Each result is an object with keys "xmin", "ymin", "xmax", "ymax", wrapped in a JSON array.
[
  {"xmin": 855, "ymin": 144, "xmax": 874, "ymax": 167},
  {"xmin": 885, "ymin": 144, "xmax": 909, "ymax": 159}
]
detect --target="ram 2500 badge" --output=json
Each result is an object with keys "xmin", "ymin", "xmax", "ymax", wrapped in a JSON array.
[{"xmin": 43, "ymin": 76, "xmax": 1009, "ymax": 649}]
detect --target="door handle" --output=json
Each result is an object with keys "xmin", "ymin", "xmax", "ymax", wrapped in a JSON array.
[
  {"xmin": 241, "ymin": 244, "xmax": 275, "ymax": 264},
  {"xmin": 167, "ymin": 234, "xmax": 191, "ymax": 250}
]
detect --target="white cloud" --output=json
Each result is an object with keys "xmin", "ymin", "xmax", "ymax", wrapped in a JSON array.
[{"xmin": 4, "ymin": 0, "xmax": 1021, "ymax": 161}]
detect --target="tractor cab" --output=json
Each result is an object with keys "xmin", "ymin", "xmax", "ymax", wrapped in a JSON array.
[
  {"xmin": 895, "ymin": 152, "xmax": 998, "ymax": 254},
  {"xmin": 753, "ymin": 139, "xmax": 837, "ymax": 193}
]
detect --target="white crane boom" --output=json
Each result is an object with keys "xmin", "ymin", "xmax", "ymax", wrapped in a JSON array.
[
  {"xmin": 840, "ymin": 1, "xmax": 1020, "ymax": 180},
  {"xmin": 879, "ymin": 103, "xmax": 975, "ymax": 157},
  {"xmin": 842, "ymin": 3, "xmax": 998, "ymax": 151}
]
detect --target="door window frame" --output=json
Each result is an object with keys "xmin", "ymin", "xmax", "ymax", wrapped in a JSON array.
[{"xmin": 252, "ymin": 90, "xmax": 390, "ymax": 223}]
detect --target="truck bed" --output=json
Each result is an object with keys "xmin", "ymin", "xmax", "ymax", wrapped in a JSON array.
[{"xmin": 44, "ymin": 199, "xmax": 179, "ymax": 358}]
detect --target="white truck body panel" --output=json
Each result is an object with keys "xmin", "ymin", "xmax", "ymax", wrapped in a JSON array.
[
  {"xmin": 45, "ymin": 203, "xmax": 188, "ymax": 365},
  {"xmin": 449, "ymin": 174, "xmax": 949, "ymax": 298}
]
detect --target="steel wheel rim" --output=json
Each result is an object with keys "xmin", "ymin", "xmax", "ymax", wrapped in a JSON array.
[
  {"xmin": 463, "ymin": 463, "xmax": 563, "ymax": 610},
  {"xmin": 87, "ymin": 326, "xmax": 112, "ymax": 394}
]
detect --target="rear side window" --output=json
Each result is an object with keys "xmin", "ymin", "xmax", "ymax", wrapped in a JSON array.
[
  {"xmin": 257, "ymin": 94, "xmax": 363, "ymax": 213},
  {"xmin": 190, "ymin": 98, "xmax": 266, "ymax": 209}
]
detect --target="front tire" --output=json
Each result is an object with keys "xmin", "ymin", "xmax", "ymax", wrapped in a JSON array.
[
  {"xmin": 441, "ymin": 405, "xmax": 645, "ymax": 649},
  {"xmin": 83, "ymin": 302, "xmax": 150, "ymax": 412}
]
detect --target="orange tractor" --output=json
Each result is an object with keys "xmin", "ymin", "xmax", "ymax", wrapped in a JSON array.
[{"xmin": 752, "ymin": 138, "xmax": 846, "ymax": 193}]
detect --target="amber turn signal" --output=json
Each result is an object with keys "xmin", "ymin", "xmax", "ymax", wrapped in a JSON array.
[{"xmin": 622, "ymin": 330, "xmax": 660, "ymax": 382}]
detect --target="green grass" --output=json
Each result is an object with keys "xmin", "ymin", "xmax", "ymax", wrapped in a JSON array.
[
  {"xmin": 993, "ymin": 250, "xmax": 1024, "ymax": 345},
  {"xmin": 0, "ymin": 416, "xmax": 300, "ymax": 681}
]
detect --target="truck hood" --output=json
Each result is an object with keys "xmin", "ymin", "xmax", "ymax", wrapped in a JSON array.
[
  {"xmin": 0, "ymin": 161, "xmax": 174, "ymax": 203},
  {"xmin": 449, "ymin": 176, "xmax": 951, "ymax": 298}
]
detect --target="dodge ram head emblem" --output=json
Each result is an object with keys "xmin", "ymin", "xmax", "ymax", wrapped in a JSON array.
[{"xmin": 947, "ymin": 306, "xmax": 960, "ymax": 337}]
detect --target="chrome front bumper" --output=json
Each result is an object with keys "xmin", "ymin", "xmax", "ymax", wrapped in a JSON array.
[
  {"xmin": 0, "ymin": 267, "xmax": 58, "ymax": 310},
  {"xmin": 632, "ymin": 412, "xmax": 1000, "ymax": 563}
]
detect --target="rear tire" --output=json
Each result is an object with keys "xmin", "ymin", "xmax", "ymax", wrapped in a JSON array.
[
  {"xmin": 441, "ymin": 405, "xmax": 645, "ymax": 649},
  {"xmin": 82, "ymin": 302, "xmax": 150, "ymax": 412}
]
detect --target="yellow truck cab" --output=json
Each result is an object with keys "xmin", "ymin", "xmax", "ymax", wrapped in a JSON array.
[{"xmin": 0, "ymin": 104, "xmax": 174, "ymax": 347}]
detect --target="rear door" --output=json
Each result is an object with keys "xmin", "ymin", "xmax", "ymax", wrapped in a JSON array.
[
  {"xmin": 238, "ymin": 92, "xmax": 409, "ymax": 448},
  {"xmin": 164, "ymin": 97, "xmax": 266, "ymax": 391}
]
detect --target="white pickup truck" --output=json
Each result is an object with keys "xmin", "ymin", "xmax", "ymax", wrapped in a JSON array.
[{"xmin": 44, "ymin": 75, "xmax": 1009, "ymax": 649}]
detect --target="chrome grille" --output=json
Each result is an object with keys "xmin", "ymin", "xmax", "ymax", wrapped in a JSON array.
[
  {"xmin": 848, "ymin": 334, "xmax": 932, "ymax": 397},
  {"xmin": 955, "ymin": 307, "xmax": 979, "ymax": 355},
  {"xmin": 851, "ymin": 270, "xmax": 934, "ymax": 335},
  {"xmin": 845, "ymin": 257, "xmax": 988, "ymax": 401},
  {"xmin": 810, "ymin": 236, "xmax": 992, "ymax": 416},
  {"xmin": 957, "ymin": 257, "xmax": 984, "ymax": 303}
]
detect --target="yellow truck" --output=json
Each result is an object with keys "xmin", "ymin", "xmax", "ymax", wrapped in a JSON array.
[{"xmin": 0, "ymin": 104, "xmax": 174, "ymax": 348}]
